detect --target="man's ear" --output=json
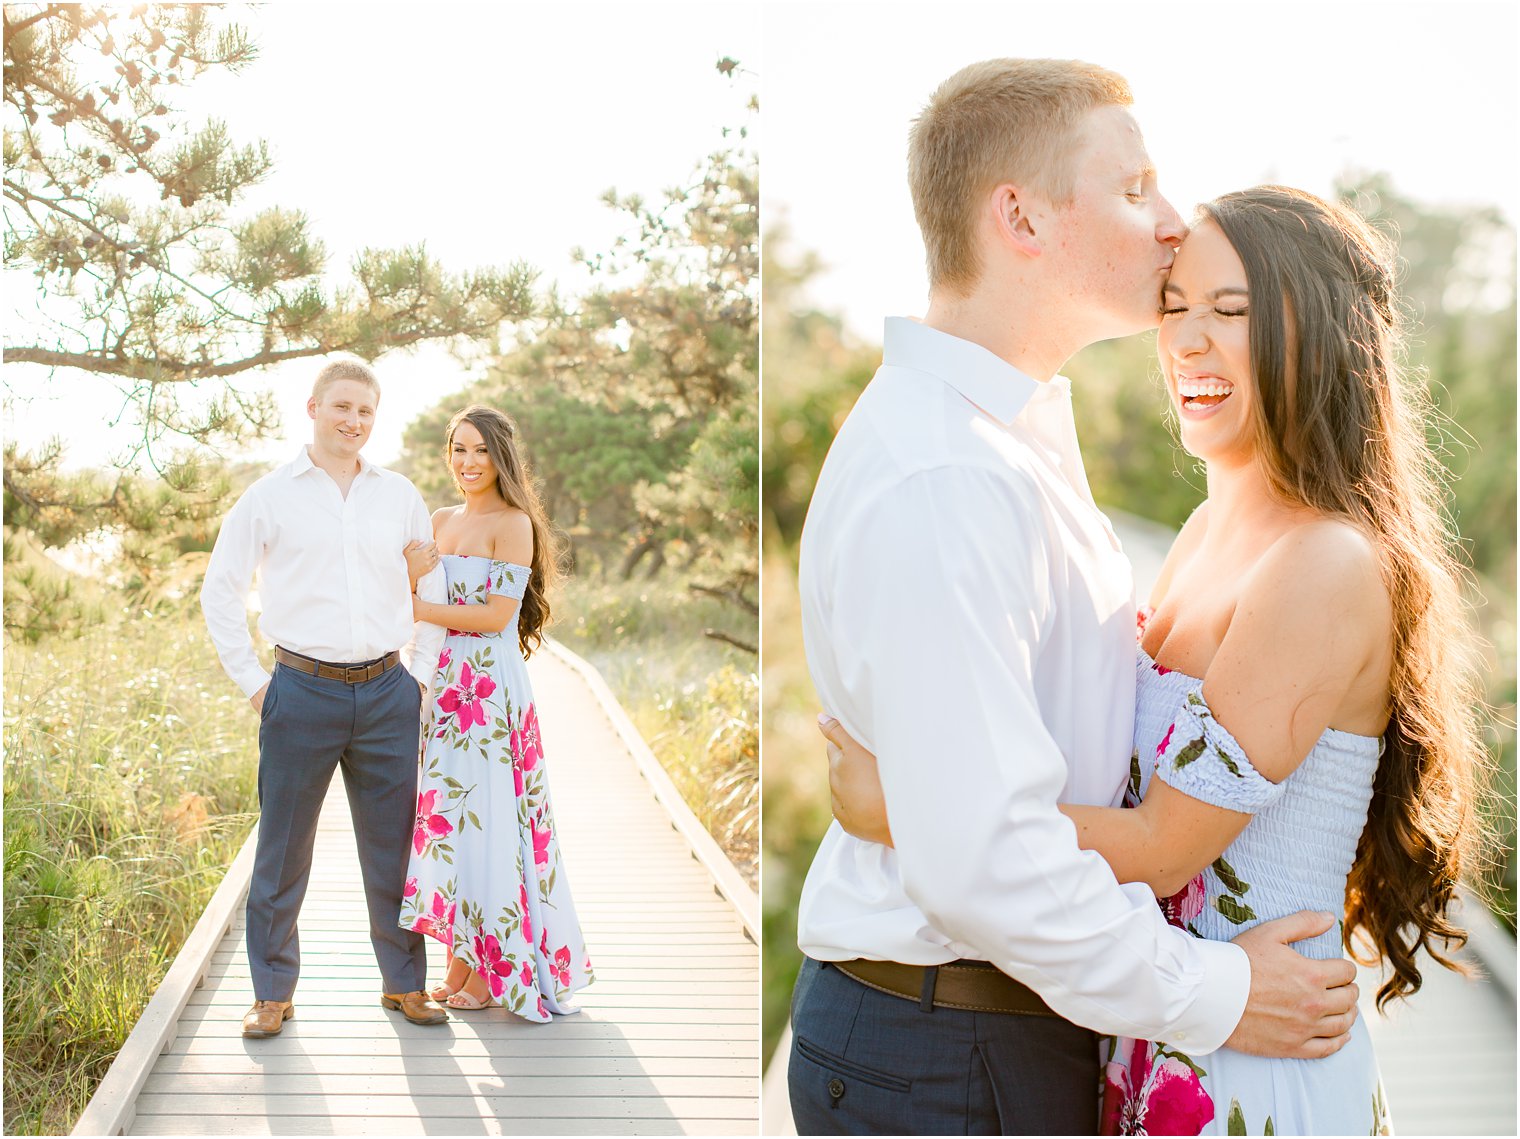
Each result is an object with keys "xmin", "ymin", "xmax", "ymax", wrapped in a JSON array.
[
  {"xmin": 990, "ymin": 183, "xmax": 1042, "ymax": 259},
  {"xmin": 306, "ymin": 396, "xmax": 318, "ymax": 421}
]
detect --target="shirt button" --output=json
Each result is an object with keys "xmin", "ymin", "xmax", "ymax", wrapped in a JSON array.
[{"xmin": 827, "ymin": 1078, "xmax": 845, "ymax": 1100}]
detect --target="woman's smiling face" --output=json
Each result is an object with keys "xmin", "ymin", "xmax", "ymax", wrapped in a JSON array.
[{"xmin": 1157, "ymin": 220, "xmax": 1257, "ymax": 467}]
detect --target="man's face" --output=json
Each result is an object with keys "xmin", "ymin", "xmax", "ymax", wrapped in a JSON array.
[
  {"xmin": 1046, "ymin": 105, "xmax": 1185, "ymax": 338},
  {"xmin": 307, "ymin": 378, "xmax": 377, "ymax": 458}
]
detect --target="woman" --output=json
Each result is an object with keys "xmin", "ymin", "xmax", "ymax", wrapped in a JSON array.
[
  {"xmin": 821, "ymin": 187, "xmax": 1483, "ymax": 1134},
  {"xmin": 398, "ymin": 404, "xmax": 592, "ymax": 1020}
]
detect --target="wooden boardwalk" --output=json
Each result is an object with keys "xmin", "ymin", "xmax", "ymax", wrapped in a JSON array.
[{"xmin": 78, "ymin": 644, "xmax": 759, "ymax": 1136}]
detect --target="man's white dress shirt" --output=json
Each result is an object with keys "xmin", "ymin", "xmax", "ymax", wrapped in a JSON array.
[
  {"xmin": 201, "ymin": 446, "xmax": 446, "ymax": 698},
  {"xmin": 796, "ymin": 318, "xmax": 1250, "ymax": 1053}
]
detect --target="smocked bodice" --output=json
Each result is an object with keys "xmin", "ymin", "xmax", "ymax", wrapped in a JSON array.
[{"xmin": 1133, "ymin": 649, "xmax": 1382, "ymax": 959}]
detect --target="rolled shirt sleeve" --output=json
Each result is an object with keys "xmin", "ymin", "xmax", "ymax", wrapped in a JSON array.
[{"xmin": 833, "ymin": 465, "xmax": 1250, "ymax": 1054}]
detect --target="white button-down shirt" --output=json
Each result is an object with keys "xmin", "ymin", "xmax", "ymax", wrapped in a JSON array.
[
  {"xmin": 200, "ymin": 446, "xmax": 446, "ymax": 698},
  {"xmin": 796, "ymin": 318, "xmax": 1250, "ymax": 1052}
]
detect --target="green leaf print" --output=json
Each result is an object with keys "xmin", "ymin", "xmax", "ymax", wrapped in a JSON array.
[
  {"xmin": 1186, "ymin": 689, "xmax": 1212, "ymax": 717},
  {"xmin": 1227, "ymin": 1099, "xmax": 1246, "ymax": 1135},
  {"xmin": 1157, "ymin": 1045, "xmax": 1206, "ymax": 1078},
  {"xmin": 1212, "ymin": 856, "xmax": 1250, "ymax": 894},
  {"xmin": 467, "ymin": 810, "xmax": 481, "ymax": 830},
  {"xmin": 1216, "ymin": 746, "xmax": 1243, "ymax": 777},
  {"xmin": 1215, "ymin": 895, "xmax": 1257, "ymax": 924},
  {"xmin": 1128, "ymin": 750, "xmax": 1143, "ymax": 801},
  {"xmin": 1172, "ymin": 736, "xmax": 1208, "ymax": 768},
  {"xmin": 1265, "ymin": 1117, "xmax": 1274, "ymax": 1136}
]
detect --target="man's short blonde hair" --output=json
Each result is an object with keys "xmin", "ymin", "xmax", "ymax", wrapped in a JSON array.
[
  {"xmin": 311, "ymin": 358, "xmax": 381, "ymax": 402},
  {"xmin": 909, "ymin": 58, "xmax": 1133, "ymax": 295}
]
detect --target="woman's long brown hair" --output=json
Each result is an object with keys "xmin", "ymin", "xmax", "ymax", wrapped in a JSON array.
[
  {"xmin": 446, "ymin": 405, "xmax": 561, "ymax": 658},
  {"xmin": 1199, "ymin": 186, "xmax": 1486, "ymax": 1008}
]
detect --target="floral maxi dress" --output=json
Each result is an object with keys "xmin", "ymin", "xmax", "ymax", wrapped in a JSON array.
[{"xmin": 399, "ymin": 555, "xmax": 592, "ymax": 1022}]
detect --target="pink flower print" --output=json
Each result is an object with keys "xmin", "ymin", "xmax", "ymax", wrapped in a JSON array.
[
  {"xmin": 1136, "ymin": 605, "xmax": 1154, "ymax": 640},
  {"xmin": 1101, "ymin": 1038, "xmax": 1214, "ymax": 1136},
  {"xmin": 1161, "ymin": 873, "xmax": 1207, "ymax": 930},
  {"xmin": 403, "ymin": 876, "xmax": 418, "ymax": 898},
  {"xmin": 438, "ymin": 660, "xmax": 496, "ymax": 732},
  {"xmin": 536, "ymin": 996, "xmax": 548, "ymax": 1019},
  {"xmin": 1156, "ymin": 723, "xmax": 1176, "ymax": 759},
  {"xmin": 437, "ymin": 647, "xmax": 452, "ymax": 673},
  {"xmin": 473, "ymin": 932, "xmax": 515, "ymax": 998},
  {"xmin": 519, "ymin": 883, "xmax": 533, "ymax": 944},
  {"xmin": 1153, "ymin": 661, "xmax": 1173, "ymax": 676},
  {"xmin": 540, "ymin": 928, "xmax": 549, "ymax": 957},
  {"xmin": 512, "ymin": 704, "xmax": 543, "ymax": 773},
  {"xmin": 531, "ymin": 817, "xmax": 552, "ymax": 869},
  {"xmin": 413, "ymin": 789, "xmax": 453, "ymax": 854},
  {"xmin": 549, "ymin": 945, "xmax": 573, "ymax": 987},
  {"xmin": 413, "ymin": 889, "xmax": 456, "ymax": 940},
  {"xmin": 513, "ymin": 759, "xmax": 524, "ymax": 797},
  {"xmin": 520, "ymin": 960, "xmax": 534, "ymax": 989}
]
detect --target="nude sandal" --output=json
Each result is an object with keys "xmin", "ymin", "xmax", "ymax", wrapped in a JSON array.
[{"xmin": 445, "ymin": 989, "xmax": 493, "ymax": 1011}]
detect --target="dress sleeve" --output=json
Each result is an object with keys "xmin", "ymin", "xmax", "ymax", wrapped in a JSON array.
[
  {"xmin": 488, "ymin": 561, "xmax": 532, "ymax": 601},
  {"xmin": 1153, "ymin": 686, "xmax": 1290, "ymax": 814}
]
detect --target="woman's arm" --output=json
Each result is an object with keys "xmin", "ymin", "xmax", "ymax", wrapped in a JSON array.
[{"xmin": 411, "ymin": 511, "xmax": 533, "ymax": 634}]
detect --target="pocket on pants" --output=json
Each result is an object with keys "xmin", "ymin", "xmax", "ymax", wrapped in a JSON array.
[
  {"xmin": 258, "ymin": 669, "xmax": 280, "ymax": 723},
  {"xmin": 789, "ymin": 1032, "xmax": 912, "ymax": 1133}
]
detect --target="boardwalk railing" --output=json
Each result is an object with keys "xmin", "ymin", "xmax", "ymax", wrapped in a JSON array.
[{"xmin": 73, "ymin": 640, "xmax": 759, "ymax": 1137}]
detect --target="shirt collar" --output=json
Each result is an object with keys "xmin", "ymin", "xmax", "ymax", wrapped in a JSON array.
[
  {"xmin": 288, "ymin": 444, "xmax": 374, "ymax": 478},
  {"xmin": 882, "ymin": 317, "xmax": 1068, "ymax": 425}
]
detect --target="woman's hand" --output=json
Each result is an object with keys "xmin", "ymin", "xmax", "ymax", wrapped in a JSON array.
[
  {"xmin": 818, "ymin": 714, "xmax": 895, "ymax": 847},
  {"xmin": 403, "ymin": 539, "xmax": 440, "ymax": 589}
]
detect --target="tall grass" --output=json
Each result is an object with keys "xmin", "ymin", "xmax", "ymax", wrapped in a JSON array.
[
  {"xmin": 3, "ymin": 608, "xmax": 259, "ymax": 1135},
  {"xmin": 551, "ymin": 573, "xmax": 758, "ymax": 886}
]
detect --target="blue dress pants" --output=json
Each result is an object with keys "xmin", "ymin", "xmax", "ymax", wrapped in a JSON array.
[
  {"xmin": 788, "ymin": 957, "xmax": 1100, "ymax": 1135},
  {"xmin": 247, "ymin": 660, "xmax": 426, "ymax": 1000}
]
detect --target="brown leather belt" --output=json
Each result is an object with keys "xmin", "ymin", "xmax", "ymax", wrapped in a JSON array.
[
  {"xmin": 275, "ymin": 647, "xmax": 401, "ymax": 684},
  {"xmin": 831, "ymin": 958, "xmax": 1058, "ymax": 1018}
]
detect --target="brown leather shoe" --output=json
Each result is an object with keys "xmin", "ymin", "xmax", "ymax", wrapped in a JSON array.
[
  {"xmin": 380, "ymin": 990, "xmax": 449, "ymax": 1025},
  {"xmin": 242, "ymin": 999, "xmax": 294, "ymax": 1038}
]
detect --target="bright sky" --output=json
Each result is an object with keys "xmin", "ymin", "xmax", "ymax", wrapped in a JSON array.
[
  {"xmin": 4, "ymin": 2, "xmax": 759, "ymax": 467},
  {"xmin": 763, "ymin": 0, "xmax": 1520, "ymax": 341}
]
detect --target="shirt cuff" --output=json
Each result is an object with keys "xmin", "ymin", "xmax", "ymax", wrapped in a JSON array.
[
  {"xmin": 1156, "ymin": 938, "xmax": 1251, "ymax": 1055},
  {"xmin": 234, "ymin": 665, "xmax": 272, "ymax": 700}
]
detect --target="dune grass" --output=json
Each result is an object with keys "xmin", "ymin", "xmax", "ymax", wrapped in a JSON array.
[
  {"xmin": 551, "ymin": 572, "xmax": 758, "ymax": 887},
  {"xmin": 2, "ymin": 608, "xmax": 259, "ymax": 1135}
]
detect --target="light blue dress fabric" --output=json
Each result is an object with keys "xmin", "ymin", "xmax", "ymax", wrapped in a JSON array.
[{"xmin": 1116, "ymin": 648, "xmax": 1392, "ymax": 1136}]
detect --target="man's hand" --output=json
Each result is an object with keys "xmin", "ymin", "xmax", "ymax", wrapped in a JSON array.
[
  {"xmin": 819, "ymin": 714, "xmax": 894, "ymax": 846},
  {"xmin": 250, "ymin": 681, "xmax": 269, "ymax": 714},
  {"xmin": 1225, "ymin": 911, "xmax": 1359, "ymax": 1058}
]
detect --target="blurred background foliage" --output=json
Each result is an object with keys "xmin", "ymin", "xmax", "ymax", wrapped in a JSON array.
[
  {"xmin": 3, "ymin": 8, "xmax": 755, "ymax": 1128},
  {"xmin": 761, "ymin": 175, "xmax": 1517, "ymax": 1061}
]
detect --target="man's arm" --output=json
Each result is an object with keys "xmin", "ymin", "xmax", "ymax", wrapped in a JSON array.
[
  {"xmin": 402, "ymin": 488, "xmax": 447, "ymax": 691},
  {"xmin": 200, "ymin": 491, "xmax": 272, "ymax": 702},
  {"xmin": 833, "ymin": 464, "xmax": 1251, "ymax": 1053}
]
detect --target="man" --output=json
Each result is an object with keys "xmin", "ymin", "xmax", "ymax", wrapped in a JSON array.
[
  {"xmin": 789, "ymin": 59, "xmax": 1360, "ymax": 1133},
  {"xmin": 201, "ymin": 359, "xmax": 449, "ymax": 1037}
]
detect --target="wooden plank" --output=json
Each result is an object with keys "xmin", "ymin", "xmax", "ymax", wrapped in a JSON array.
[
  {"xmin": 133, "ymin": 1115, "xmax": 757, "ymax": 1136},
  {"xmin": 139, "ymin": 1073, "xmax": 757, "ymax": 1098},
  {"xmin": 133, "ymin": 1094, "xmax": 757, "ymax": 1119},
  {"xmin": 152, "ymin": 1055, "xmax": 757, "ymax": 1077},
  {"xmin": 166, "ymin": 1037, "xmax": 759, "ymax": 1059}
]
